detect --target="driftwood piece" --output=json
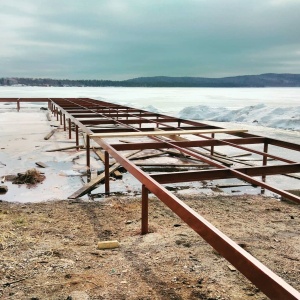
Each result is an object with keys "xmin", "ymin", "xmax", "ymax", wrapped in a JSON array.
[
  {"xmin": 44, "ymin": 129, "xmax": 57, "ymax": 140},
  {"xmin": 35, "ymin": 162, "xmax": 48, "ymax": 168},
  {"xmin": 68, "ymin": 150, "xmax": 141, "ymax": 199},
  {"xmin": 46, "ymin": 145, "xmax": 84, "ymax": 152},
  {"xmin": 216, "ymin": 183, "xmax": 252, "ymax": 188},
  {"xmin": 229, "ymin": 153, "xmax": 252, "ymax": 158}
]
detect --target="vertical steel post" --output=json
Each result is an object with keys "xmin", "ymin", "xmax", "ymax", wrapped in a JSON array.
[
  {"xmin": 68, "ymin": 119, "xmax": 72, "ymax": 139},
  {"xmin": 211, "ymin": 133, "xmax": 215, "ymax": 156},
  {"xmin": 141, "ymin": 184, "xmax": 149, "ymax": 235},
  {"xmin": 17, "ymin": 100, "xmax": 20, "ymax": 111},
  {"xmin": 86, "ymin": 134, "xmax": 90, "ymax": 169},
  {"xmin": 105, "ymin": 151, "xmax": 110, "ymax": 194},
  {"xmin": 75, "ymin": 125, "xmax": 79, "ymax": 150},
  {"xmin": 262, "ymin": 142, "xmax": 269, "ymax": 182},
  {"xmin": 63, "ymin": 114, "xmax": 66, "ymax": 131},
  {"xmin": 139, "ymin": 112, "xmax": 142, "ymax": 128},
  {"xmin": 60, "ymin": 111, "xmax": 63, "ymax": 125}
]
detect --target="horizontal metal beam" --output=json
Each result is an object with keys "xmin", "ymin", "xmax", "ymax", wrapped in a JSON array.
[
  {"xmin": 90, "ymin": 128, "xmax": 248, "ymax": 138},
  {"xmin": 71, "ymin": 112, "xmax": 160, "ymax": 118},
  {"xmin": 111, "ymin": 137, "xmax": 265, "ymax": 151},
  {"xmin": 151, "ymin": 163, "xmax": 300, "ymax": 183},
  {"xmin": 80, "ymin": 118, "xmax": 178, "ymax": 125},
  {"xmin": 90, "ymin": 126, "xmax": 217, "ymax": 134},
  {"xmin": 267, "ymin": 137, "xmax": 300, "ymax": 152}
]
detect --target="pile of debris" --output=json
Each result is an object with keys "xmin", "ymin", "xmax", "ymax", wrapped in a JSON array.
[{"xmin": 12, "ymin": 168, "xmax": 45, "ymax": 185}]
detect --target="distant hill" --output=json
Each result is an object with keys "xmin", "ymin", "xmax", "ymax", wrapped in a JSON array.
[
  {"xmin": 1, "ymin": 73, "xmax": 300, "ymax": 87},
  {"xmin": 124, "ymin": 74, "xmax": 300, "ymax": 87}
]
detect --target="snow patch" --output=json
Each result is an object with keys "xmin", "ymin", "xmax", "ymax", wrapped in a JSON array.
[{"xmin": 179, "ymin": 104, "xmax": 300, "ymax": 131}]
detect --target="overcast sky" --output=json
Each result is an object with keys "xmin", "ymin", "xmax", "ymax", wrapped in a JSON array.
[{"xmin": 1, "ymin": 0, "xmax": 300, "ymax": 80}]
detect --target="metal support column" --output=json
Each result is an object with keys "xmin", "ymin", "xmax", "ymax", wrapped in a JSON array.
[
  {"xmin": 141, "ymin": 184, "xmax": 149, "ymax": 235},
  {"xmin": 139, "ymin": 111, "xmax": 142, "ymax": 128},
  {"xmin": 211, "ymin": 133, "xmax": 215, "ymax": 155},
  {"xmin": 86, "ymin": 134, "xmax": 90, "ymax": 169},
  {"xmin": 68, "ymin": 119, "xmax": 72, "ymax": 139},
  {"xmin": 63, "ymin": 114, "xmax": 66, "ymax": 131},
  {"xmin": 17, "ymin": 100, "xmax": 20, "ymax": 112},
  {"xmin": 76, "ymin": 125, "xmax": 79, "ymax": 150},
  {"xmin": 262, "ymin": 142, "xmax": 269, "ymax": 182},
  {"xmin": 105, "ymin": 151, "xmax": 110, "ymax": 194}
]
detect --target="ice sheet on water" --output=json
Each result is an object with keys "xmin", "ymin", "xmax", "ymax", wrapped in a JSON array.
[{"xmin": 179, "ymin": 104, "xmax": 300, "ymax": 131}]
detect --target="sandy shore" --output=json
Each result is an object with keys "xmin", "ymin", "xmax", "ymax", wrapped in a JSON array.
[{"xmin": 0, "ymin": 194, "xmax": 299, "ymax": 299}]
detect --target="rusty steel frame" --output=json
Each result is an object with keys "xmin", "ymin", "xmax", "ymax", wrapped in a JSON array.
[{"xmin": 2, "ymin": 97, "xmax": 300, "ymax": 299}]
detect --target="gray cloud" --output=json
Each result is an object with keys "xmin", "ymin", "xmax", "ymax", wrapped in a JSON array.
[{"xmin": 1, "ymin": 0, "xmax": 300, "ymax": 79}]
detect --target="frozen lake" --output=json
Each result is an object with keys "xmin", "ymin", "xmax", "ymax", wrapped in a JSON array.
[
  {"xmin": 0, "ymin": 86, "xmax": 299, "ymax": 202},
  {"xmin": 1, "ymin": 86, "xmax": 299, "ymax": 138},
  {"xmin": 1, "ymin": 86, "xmax": 299, "ymax": 112}
]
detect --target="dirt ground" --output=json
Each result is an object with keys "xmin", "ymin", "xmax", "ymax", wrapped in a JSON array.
[{"xmin": 0, "ymin": 193, "xmax": 299, "ymax": 300}]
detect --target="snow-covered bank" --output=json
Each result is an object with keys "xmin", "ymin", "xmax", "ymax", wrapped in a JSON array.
[{"xmin": 179, "ymin": 104, "xmax": 300, "ymax": 131}]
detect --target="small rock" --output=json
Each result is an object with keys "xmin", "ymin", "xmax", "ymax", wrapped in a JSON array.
[
  {"xmin": 0, "ymin": 185, "xmax": 8, "ymax": 194},
  {"xmin": 125, "ymin": 220, "xmax": 133, "ymax": 224},
  {"xmin": 67, "ymin": 291, "xmax": 90, "ymax": 300}
]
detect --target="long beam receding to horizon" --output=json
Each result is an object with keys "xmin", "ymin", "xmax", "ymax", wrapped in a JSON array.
[{"xmin": 2, "ymin": 97, "xmax": 300, "ymax": 299}]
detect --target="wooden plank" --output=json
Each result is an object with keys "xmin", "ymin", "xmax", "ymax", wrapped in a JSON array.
[
  {"xmin": 90, "ymin": 128, "xmax": 248, "ymax": 138},
  {"xmin": 68, "ymin": 150, "xmax": 141, "ymax": 199}
]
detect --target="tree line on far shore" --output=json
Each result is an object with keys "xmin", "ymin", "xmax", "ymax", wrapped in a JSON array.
[{"xmin": 1, "ymin": 73, "xmax": 300, "ymax": 87}]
